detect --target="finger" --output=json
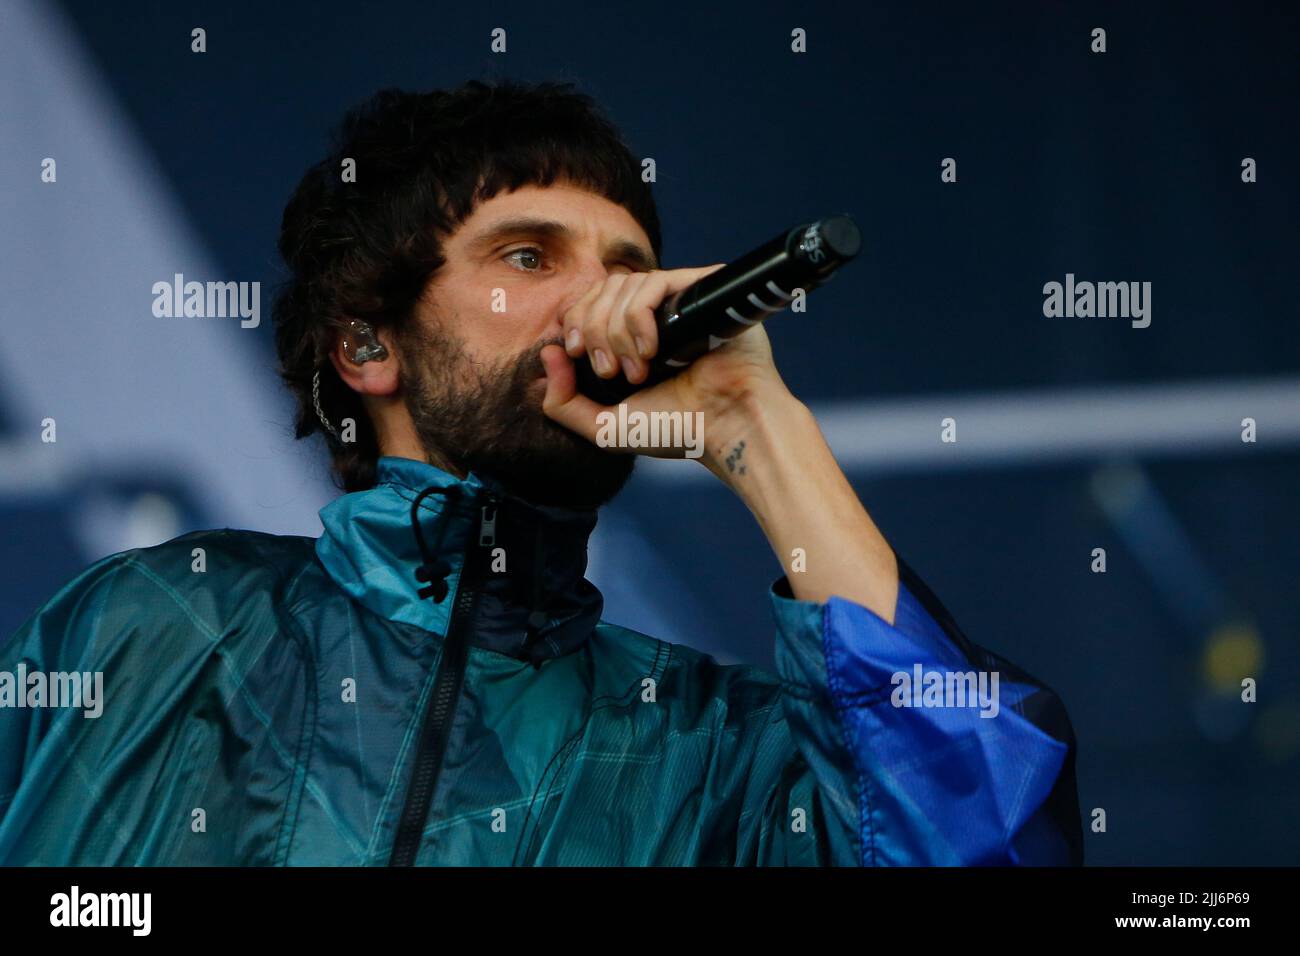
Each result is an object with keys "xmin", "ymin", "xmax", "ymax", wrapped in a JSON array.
[
  {"xmin": 620, "ymin": 272, "xmax": 675, "ymax": 362},
  {"xmin": 657, "ymin": 263, "xmax": 726, "ymax": 298},
  {"xmin": 608, "ymin": 274, "xmax": 651, "ymax": 381},
  {"xmin": 605, "ymin": 309, "xmax": 644, "ymax": 384},
  {"xmin": 582, "ymin": 274, "xmax": 630, "ymax": 378},
  {"xmin": 539, "ymin": 343, "xmax": 576, "ymax": 407},
  {"xmin": 562, "ymin": 278, "xmax": 605, "ymax": 357},
  {"xmin": 540, "ymin": 343, "xmax": 625, "ymax": 445}
]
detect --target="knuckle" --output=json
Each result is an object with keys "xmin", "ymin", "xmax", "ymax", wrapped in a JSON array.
[
  {"xmin": 582, "ymin": 321, "xmax": 607, "ymax": 346},
  {"xmin": 608, "ymin": 327, "xmax": 632, "ymax": 354},
  {"xmin": 625, "ymin": 306, "xmax": 653, "ymax": 333}
]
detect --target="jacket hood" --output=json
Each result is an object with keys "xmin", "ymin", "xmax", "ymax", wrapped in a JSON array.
[{"xmin": 315, "ymin": 455, "xmax": 604, "ymax": 663}]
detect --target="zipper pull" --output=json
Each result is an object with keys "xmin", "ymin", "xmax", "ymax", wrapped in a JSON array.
[{"xmin": 479, "ymin": 497, "xmax": 498, "ymax": 547}]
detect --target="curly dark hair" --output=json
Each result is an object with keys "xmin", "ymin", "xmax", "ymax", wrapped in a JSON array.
[{"xmin": 272, "ymin": 79, "xmax": 663, "ymax": 493}]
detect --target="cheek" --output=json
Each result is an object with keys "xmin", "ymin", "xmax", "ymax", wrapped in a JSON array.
[
  {"xmin": 448, "ymin": 279, "xmax": 565, "ymax": 362},
  {"xmin": 488, "ymin": 296, "xmax": 563, "ymax": 349}
]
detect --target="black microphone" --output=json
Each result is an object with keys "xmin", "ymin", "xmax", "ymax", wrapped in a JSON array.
[{"xmin": 574, "ymin": 214, "xmax": 862, "ymax": 405}]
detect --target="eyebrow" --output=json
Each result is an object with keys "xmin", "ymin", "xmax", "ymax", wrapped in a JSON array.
[{"xmin": 466, "ymin": 216, "xmax": 659, "ymax": 270}]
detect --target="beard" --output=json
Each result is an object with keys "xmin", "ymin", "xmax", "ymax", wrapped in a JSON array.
[{"xmin": 396, "ymin": 318, "xmax": 635, "ymax": 511}]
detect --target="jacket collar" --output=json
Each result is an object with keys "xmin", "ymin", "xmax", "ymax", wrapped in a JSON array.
[{"xmin": 315, "ymin": 456, "xmax": 603, "ymax": 662}]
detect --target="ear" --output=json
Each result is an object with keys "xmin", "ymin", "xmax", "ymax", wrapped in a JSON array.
[{"xmin": 328, "ymin": 321, "xmax": 401, "ymax": 398}]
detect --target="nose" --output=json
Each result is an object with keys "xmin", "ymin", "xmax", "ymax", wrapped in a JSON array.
[{"xmin": 554, "ymin": 255, "xmax": 618, "ymax": 330}]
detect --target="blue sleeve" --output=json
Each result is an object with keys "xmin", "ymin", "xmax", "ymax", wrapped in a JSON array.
[{"xmin": 769, "ymin": 556, "xmax": 1083, "ymax": 866}]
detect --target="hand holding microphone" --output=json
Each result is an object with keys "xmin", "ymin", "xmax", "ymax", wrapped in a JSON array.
[
  {"xmin": 568, "ymin": 215, "xmax": 862, "ymax": 405},
  {"xmin": 539, "ymin": 214, "xmax": 861, "ymax": 460}
]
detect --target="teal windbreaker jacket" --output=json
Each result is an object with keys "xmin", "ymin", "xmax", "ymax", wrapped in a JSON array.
[{"xmin": 0, "ymin": 456, "xmax": 1082, "ymax": 865}]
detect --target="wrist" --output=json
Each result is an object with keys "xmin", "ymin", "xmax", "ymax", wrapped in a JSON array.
[{"xmin": 700, "ymin": 383, "xmax": 811, "ymax": 490}]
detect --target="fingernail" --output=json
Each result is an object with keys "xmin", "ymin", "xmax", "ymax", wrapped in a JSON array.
[
  {"xmin": 593, "ymin": 349, "xmax": 611, "ymax": 374},
  {"xmin": 621, "ymin": 356, "xmax": 639, "ymax": 379},
  {"xmin": 634, "ymin": 336, "xmax": 649, "ymax": 358},
  {"xmin": 566, "ymin": 328, "xmax": 581, "ymax": 351}
]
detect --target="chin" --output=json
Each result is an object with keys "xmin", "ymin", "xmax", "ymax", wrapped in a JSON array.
[{"xmin": 474, "ymin": 431, "xmax": 635, "ymax": 511}]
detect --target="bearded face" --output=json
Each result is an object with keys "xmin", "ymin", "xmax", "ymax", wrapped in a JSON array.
[{"xmin": 395, "ymin": 316, "xmax": 635, "ymax": 511}]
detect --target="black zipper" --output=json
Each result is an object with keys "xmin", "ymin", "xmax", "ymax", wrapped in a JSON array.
[{"xmin": 388, "ymin": 494, "xmax": 498, "ymax": 866}]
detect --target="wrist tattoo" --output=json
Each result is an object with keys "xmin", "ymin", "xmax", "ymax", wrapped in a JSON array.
[{"xmin": 724, "ymin": 440, "xmax": 747, "ymax": 476}]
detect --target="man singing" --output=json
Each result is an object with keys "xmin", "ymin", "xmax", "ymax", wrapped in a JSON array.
[{"xmin": 0, "ymin": 79, "xmax": 1081, "ymax": 865}]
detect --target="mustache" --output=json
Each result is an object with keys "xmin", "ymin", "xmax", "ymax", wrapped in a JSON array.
[
  {"xmin": 502, "ymin": 335, "xmax": 568, "ymax": 411},
  {"xmin": 499, "ymin": 336, "xmax": 568, "ymax": 395}
]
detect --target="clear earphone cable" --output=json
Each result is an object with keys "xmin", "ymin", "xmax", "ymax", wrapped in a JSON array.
[{"xmin": 312, "ymin": 368, "xmax": 341, "ymax": 441}]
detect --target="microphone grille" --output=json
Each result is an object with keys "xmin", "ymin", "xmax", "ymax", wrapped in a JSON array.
[{"xmin": 818, "ymin": 214, "xmax": 861, "ymax": 260}]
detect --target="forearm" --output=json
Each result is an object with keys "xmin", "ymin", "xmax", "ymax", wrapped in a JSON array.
[{"xmin": 702, "ymin": 384, "xmax": 899, "ymax": 622}]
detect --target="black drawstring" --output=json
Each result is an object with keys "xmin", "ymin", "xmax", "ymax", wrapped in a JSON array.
[
  {"xmin": 411, "ymin": 484, "xmax": 460, "ymax": 603},
  {"xmin": 410, "ymin": 482, "xmax": 556, "ymax": 665}
]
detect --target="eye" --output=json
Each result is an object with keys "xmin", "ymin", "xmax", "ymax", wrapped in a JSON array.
[{"xmin": 503, "ymin": 246, "xmax": 546, "ymax": 272}]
